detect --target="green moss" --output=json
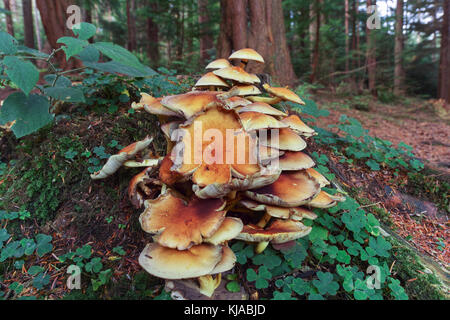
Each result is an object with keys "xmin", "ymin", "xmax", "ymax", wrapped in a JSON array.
[
  {"xmin": 388, "ymin": 237, "xmax": 447, "ymax": 300},
  {"xmin": 406, "ymin": 172, "xmax": 449, "ymax": 213}
]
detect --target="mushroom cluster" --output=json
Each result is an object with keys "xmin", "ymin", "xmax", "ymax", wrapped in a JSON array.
[{"xmin": 91, "ymin": 48, "xmax": 345, "ymax": 298}]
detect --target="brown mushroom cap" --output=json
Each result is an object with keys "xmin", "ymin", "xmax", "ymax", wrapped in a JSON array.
[
  {"xmin": 239, "ymin": 199, "xmax": 317, "ymax": 220},
  {"xmin": 229, "ymin": 48, "xmax": 265, "ymax": 63},
  {"xmin": 281, "ymin": 115, "xmax": 315, "ymax": 136},
  {"xmin": 140, "ymin": 192, "xmax": 227, "ymax": 250},
  {"xmin": 210, "ymin": 245, "xmax": 237, "ymax": 274},
  {"xmin": 245, "ymin": 170, "xmax": 321, "ymax": 207},
  {"xmin": 205, "ymin": 58, "xmax": 232, "ymax": 70},
  {"xmin": 235, "ymin": 219, "xmax": 311, "ymax": 244},
  {"xmin": 204, "ymin": 217, "xmax": 244, "ymax": 245},
  {"xmin": 213, "ymin": 67, "xmax": 260, "ymax": 84},
  {"xmin": 132, "ymin": 94, "xmax": 180, "ymax": 117},
  {"xmin": 159, "ymin": 155, "xmax": 185, "ymax": 185},
  {"xmin": 224, "ymin": 96, "xmax": 252, "ymax": 109},
  {"xmin": 307, "ymin": 191, "xmax": 345, "ymax": 208},
  {"xmin": 263, "ymin": 84, "xmax": 305, "ymax": 105},
  {"xmin": 194, "ymin": 72, "xmax": 230, "ymax": 88},
  {"xmin": 229, "ymin": 85, "xmax": 262, "ymax": 96},
  {"xmin": 239, "ymin": 112, "xmax": 288, "ymax": 131},
  {"xmin": 161, "ymin": 91, "xmax": 223, "ymax": 119},
  {"xmin": 306, "ymin": 168, "xmax": 330, "ymax": 187},
  {"xmin": 138, "ymin": 243, "xmax": 224, "ymax": 279},
  {"xmin": 259, "ymin": 128, "xmax": 307, "ymax": 151},
  {"xmin": 278, "ymin": 151, "xmax": 315, "ymax": 171},
  {"xmin": 236, "ymin": 102, "xmax": 287, "ymax": 117},
  {"xmin": 172, "ymin": 106, "xmax": 262, "ymax": 190},
  {"xmin": 128, "ymin": 167, "xmax": 153, "ymax": 208}
]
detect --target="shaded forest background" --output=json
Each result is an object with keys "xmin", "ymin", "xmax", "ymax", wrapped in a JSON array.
[{"xmin": 1, "ymin": 0, "xmax": 449, "ymax": 101}]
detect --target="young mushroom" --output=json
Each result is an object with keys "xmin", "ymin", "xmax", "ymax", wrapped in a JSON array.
[{"xmin": 194, "ymin": 72, "xmax": 230, "ymax": 91}]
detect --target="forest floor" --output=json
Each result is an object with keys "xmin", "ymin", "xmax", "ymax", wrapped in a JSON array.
[
  {"xmin": 313, "ymin": 91, "xmax": 450, "ymax": 174},
  {"xmin": 312, "ymin": 90, "xmax": 449, "ymax": 266}
]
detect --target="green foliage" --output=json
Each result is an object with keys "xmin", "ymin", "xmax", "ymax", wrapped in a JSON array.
[
  {"xmin": 0, "ymin": 23, "xmax": 157, "ymax": 139},
  {"xmin": 313, "ymin": 114, "xmax": 424, "ymax": 172}
]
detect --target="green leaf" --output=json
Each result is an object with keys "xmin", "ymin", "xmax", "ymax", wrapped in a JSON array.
[
  {"xmin": 312, "ymin": 272, "xmax": 339, "ymax": 295},
  {"xmin": 0, "ymin": 228, "xmax": 10, "ymax": 249},
  {"xmin": 75, "ymin": 244, "xmax": 92, "ymax": 259},
  {"xmin": 20, "ymin": 238, "xmax": 36, "ymax": 255},
  {"xmin": 226, "ymin": 281, "xmax": 241, "ymax": 293},
  {"xmin": 336, "ymin": 250, "xmax": 351, "ymax": 264},
  {"xmin": 35, "ymin": 234, "xmax": 53, "ymax": 257},
  {"xmin": 84, "ymin": 60, "xmax": 157, "ymax": 77},
  {"xmin": 33, "ymin": 272, "xmax": 50, "ymax": 290},
  {"xmin": 3, "ymin": 56, "xmax": 39, "ymax": 95},
  {"xmin": 366, "ymin": 159, "xmax": 381, "ymax": 171},
  {"xmin": 369, "ymin": 236, "xmax": 392, "ymax": 258},
  {"xmin": 273, "ymin": 291, "xmax": 295, "ymax": 300},
  {"xmin": 85, "ymin": 257, "xmax": 103, "ymax": 273},
  {"xmin": 93, "ymin": 42, "xmax": 143, "ymax": 70},
  {"xmin": 309, "ymin": 225, "xmax": 328, "ymax": 242},
  {"xmin": 0, "ymin": 31, "xmax": 17, "ymax": 54},
  {"xmin": 57, "ymin": 37, "xmax": 88, "ymax": 60},
  {"xmin": 112, "ymin": 246, "xmax": 126, "ymax": 256},
  {"xmin": 44, "ymin": 87, "xmax": 85, "ymax": 103},
  {"xmin": 72, "ymin": 22, "xmax": 97, "ymax": 40},
  {"xmin": 290, "ymin": 278, "xmax": 311, "ymax": 295},
  {"xmin": 0, "ymin": 92, "xmax": 53, "ymax": 138},
  {"xmin": 78, "ymin": 45, "xmax": 100, "ymax": 63},
  {"xmin": 28, "ymin": 266, "xmax": 45, "ymax": 276}
]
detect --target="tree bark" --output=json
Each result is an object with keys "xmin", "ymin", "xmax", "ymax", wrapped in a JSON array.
[
  {"xmin": 22, "ymin": 0, "xmax": 35, "ymax": 49},
  {"xmin": 126, "ymin": 0, "xmax": 137, "ymax": 52},
  {"xmin": 33, "ymin": 0, "xmax": 42, "ymax": 50},
  {"xmin": 394, "ymin": 0, "xmax": 404, "ymax": 95},
  {"xmin": 3, "ymin": 0, "xmax": 14, "ymax": 36},
  {"xmin": 366, "ymin": 0, "xmax": 377, "ymax": 97},
  {"xmin": 345, "ymin": 0, "xmax": 350, "ymax": 73},
  {"xmin": 217, "ymin": 0, "xmax": 296, "ymax": 87},
  {"xmin": 198, "ymin": 0, "xmax": 214, "ymax": 65},
  {"xmin": 438, "ymin": 0, "xmax": 450, "ymax": 103},
  {"xmin": 35, "ymin": 0, "xmax": 81, "ymax": 70},
  {"xmin": 147, "ymin": 0, "xmax": 159, "ymax": 67},
  {"xmin": 217, "ymin": 0, "xmax": 233, "ymax": 59},
  {"xmin": 309, "ymin": 0, "xmax": 321, "ymax": 83}
]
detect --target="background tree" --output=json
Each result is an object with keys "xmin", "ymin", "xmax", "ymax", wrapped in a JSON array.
[
  {"xmin": 3, "ymin": 0, "xmax": 14, "ymax": 36},
  {"xmin": 438, "ymin": 0, "xmax": 449, "ymax": 103},
  {"xmin": 22, "ymin": 0, "xmax": 35, "ymax": 49}
]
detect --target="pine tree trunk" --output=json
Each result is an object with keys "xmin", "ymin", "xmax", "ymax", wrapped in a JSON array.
[
  {"xmin": 309, "ymin": 0, "xmax": 321, "ymax": 83},
  {"xmin": 22, "ymin": 0, "xmax": 35, "ymax": 49},
  {"xmin": 3, "ymin": 0, "xmax": 14, "ymax": 36},
  {"xmin": 366, "ymin": 0, "xmax": 377, "ymax": 96},
  {"xmin": 147, "ymin": 1, "xmax": 159, "ymax": 67},
  {"xmin": 198, "ymin": 0, "xmax": 214, "ymax": 65},
  {"xmin": 438, "ymin": 0, "xmax": 450, "ymax": 103},
  {"xmin": 217, "ymin": 0, "xmax": 233, "ymax": 59},
  {"xmin": 217, "ymin": 0, "xmax": 297, "ymax": 87},
  {"xmin": 33, "ymin": 0, "xmax": 42, "ymax": 50},
  {"xmin": 345, "ymin": 0, "xmax": 350, "ymax": 73},
  {"xmin": 36, "ymin": 0, "xmax": 81, "ymax": 70},
  {"xmin": 126, "ymin": 0, "xmax": 137, "ymax": 52},
  {"xmin": 394, "ymin": 0, "xmax": 404, "ymax": 95}
]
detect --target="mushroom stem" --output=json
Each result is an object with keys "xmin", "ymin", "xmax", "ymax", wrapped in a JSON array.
[
  {"xmin": 197, "ymin": 274, "xmax": 222, "ymax": 298},
  {"xmin": 247, "ymin": 96, "xmax": 282, "ymax": 105},
  {"xmin": 239, "ymin": 60, "xmax": 249, "ymax": 69},
  {"xmin": 256, "ymin": 212, "xmax": 271, "ymax": 228},
  {"xmin": 209, "ymin": 85, "xmax": 216, "ymax": 91},
  {"xmin": 255, "ymin": 241, "xmax": 269, "ymax": 254}
]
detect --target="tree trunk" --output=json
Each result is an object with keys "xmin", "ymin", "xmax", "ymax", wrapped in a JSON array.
[
  {"xmin": 3, "ymin": 0, "xmax": 14, "ymax": 36},
  {"xmin": 438, "ymin": 0, "xmax": 450, "ymax": 103},
  {"xmin": 22, "ymin": 0, "xmax": 35, "ymax": 49},
  {"xmin": 217, "ymin": 0, "xmax": 296, "ymax": 87},
  {"xmin": 345, "ymin": 0, "xmax": 350, "ymax": 73},
  {"xmin": 35, "ymin": 0, "xmax": 82, "ymax": 70},
  {"xmin": 198, "ymin": 0, "xmax": 214, "ymax": 65},
  {"xmin": 126, "ymin": 0, "xmax": 137, "ymax": 52},
  {"xmin": 147, "ymin": 1, "xmax": 159, "ymax": 67},
  {"xmin": 33, "ymin": 0, "xmax": 42, "ymax": 50},
  {"xmin": 217, "ymin": 0, "xmax": 233, "ymax": 58},
  {"xmin": 394, "ymin": 0, "xmax": 404, "ymax": 95},
  {"xmin": 366, "ymin": 0, "xmax": 377, "ymax": 96},
  {"xmin": 309, "ymin": 0, "xmax": 321, "ymax": 83}
]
